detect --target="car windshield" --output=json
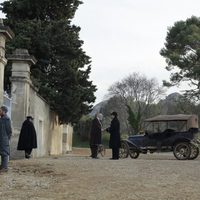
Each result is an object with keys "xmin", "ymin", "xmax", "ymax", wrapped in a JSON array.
[{"xmin": 144, "ymin": 120, "xmax": 187, "ymax": 134}]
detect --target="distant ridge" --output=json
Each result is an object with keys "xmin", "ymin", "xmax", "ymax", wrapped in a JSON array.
[{"xmin": 89, "ymin": 100, "xmax": 108, "ymax": 116}]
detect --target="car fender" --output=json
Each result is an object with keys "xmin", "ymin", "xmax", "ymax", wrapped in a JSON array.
[{"xmin": 172, "ymin": 138, "xmax": 191, "ymax": 147}]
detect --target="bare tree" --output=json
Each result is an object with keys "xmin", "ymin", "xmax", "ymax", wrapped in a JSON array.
[{"xmin": 108, "ymin": 72, "xmax": 165, "ymax": 134}]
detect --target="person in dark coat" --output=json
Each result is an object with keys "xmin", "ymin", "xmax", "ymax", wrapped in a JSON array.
[
  {"xmin": 106, "ymin": 111, "xmax": 121, "ymax": 160},
  {"xmin": 89, "ymin": 113, "xmax": 102, "ymax": 159},
  {"xmin": 17, "ymin": 116, "xmax": 37, "ymax": 159},
  {"xmin": 0, "ymin": 106, "xmax": 12, "ymax": 173}
]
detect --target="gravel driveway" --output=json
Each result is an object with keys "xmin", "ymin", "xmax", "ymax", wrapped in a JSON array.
[{"xmin": 0, "ymin": 148, "xmax": 200, "ymax": 200}]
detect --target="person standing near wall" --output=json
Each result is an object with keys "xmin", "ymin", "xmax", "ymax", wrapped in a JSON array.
[
  {"xmin": 17, "ymin": 116, "xmax": 37, "ymax": 159},
  {"xmin": 89, "ymin": 113, "xmax": 103, "ymax": 159},
  {"xmin": 106, "ymin": 112, "xmax": 121, "ymax": 160},
  {"xmin": 0, "ymin": 106, "xmax": 12, "ymax": 172}
]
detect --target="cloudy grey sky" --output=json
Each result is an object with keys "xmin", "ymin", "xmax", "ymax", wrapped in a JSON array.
[
  {"xmin": 73, "ymin": 0, "xmax": 200, "ymax": 103},
  {"xmin": 0, "ymin": 1, "xmax": 200, "ymax": 104}
]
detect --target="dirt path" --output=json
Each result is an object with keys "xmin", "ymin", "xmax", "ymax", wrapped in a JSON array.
[{"xmin": 0, "ymin": 148, "xmax": 200, "ymax": 200}]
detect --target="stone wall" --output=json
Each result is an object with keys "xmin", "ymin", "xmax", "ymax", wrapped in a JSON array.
[{"xmin": 8, "ymin": 49, "xmax": 73, "ymax": 159}]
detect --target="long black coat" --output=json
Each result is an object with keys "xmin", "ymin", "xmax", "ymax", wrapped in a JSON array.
[
  {"xmin": 17, "ymin": 119, "xmax": 37, "ymax": 150},
  {"xmin": 107, "ymin": 116, "xmax": 121, "ymax": 148},
  {"xmin": 90, "ymin": 118, "xmax": 102, "ymax": 146}
]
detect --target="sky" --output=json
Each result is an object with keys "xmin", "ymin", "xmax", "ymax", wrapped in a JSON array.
[
  {"xmin": 72, "ymin": 0, "xmax": 200, "ymax": 103},
  {"xmin": 0, "ymin": 1, "xmax": 200, "ymax": 104}
]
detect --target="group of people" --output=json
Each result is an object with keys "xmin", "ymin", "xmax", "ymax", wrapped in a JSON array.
[
  {"xmin": 0, "ymin": 104, "xmax": 120, "ymax": 173},
  {"xmin": 90, "ymin": 111, "xmax": 121, "ymax": 160},
  {"xmin": 0, "ymin": 105, "xmax": 37, "ymax": 173}
]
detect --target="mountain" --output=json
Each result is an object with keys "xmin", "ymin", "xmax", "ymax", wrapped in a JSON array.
[{"xmin": 89, "ymin": 100, "xmax": 108, "ymax": 117}]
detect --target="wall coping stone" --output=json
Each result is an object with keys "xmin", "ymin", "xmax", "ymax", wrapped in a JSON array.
[
  {"xmin": 7, "ymin": 49, "xmax": 37, "ymax": 65},
  {"xmin": 0, "ymin": 19, "xmax": 14, "ymax": 40}
]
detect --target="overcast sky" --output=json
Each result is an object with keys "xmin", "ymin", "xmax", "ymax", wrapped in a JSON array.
[
  {"xmin": 73, "ymin": 0, "xmax": 200, "ymax": 103},
  {"xmin": 1, "ymin": 1, "xmax": 200, "ymax": 104}
]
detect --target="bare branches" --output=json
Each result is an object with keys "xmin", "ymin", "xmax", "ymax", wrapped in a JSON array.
[
  {"xmin": 108, "ymin": 72, "xmax": 165, "ymax": 109},
  {"xmin": 108, "ymin": 72, "xmax": 165, "ymax": 133}
]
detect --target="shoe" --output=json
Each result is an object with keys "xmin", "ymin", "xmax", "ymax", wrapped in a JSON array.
[
  {"xmin": 92, "ymin": 157, "xmax": 99, "ymax": 159},
  {"xmin": 0, "ymin": 168, "xmax": 8, "ymax": 173},
  {"xmin": 25, "ymin": 154, "xmax": 31, "ymax": 159}
]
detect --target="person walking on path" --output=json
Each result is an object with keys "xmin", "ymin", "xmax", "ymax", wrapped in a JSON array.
[
  {"xmin": 0, "ymin": 106, "xmax": 12, "ymax": 173},
  {"xmin": 17, "ymin": 116, "xmax": 37, "ymax": 159},
  {"xmin": 89, "ymin": 113, "xmax": 103, "ymax": 159},
  {"xmin": 106, "ymin": 112, "xmax": 121, "ymax": 160}
]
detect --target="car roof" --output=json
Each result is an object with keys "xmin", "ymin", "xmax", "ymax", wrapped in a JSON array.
[{"xmin": 145, "ymin": 114, "xmax": 197, "ymax": 122}]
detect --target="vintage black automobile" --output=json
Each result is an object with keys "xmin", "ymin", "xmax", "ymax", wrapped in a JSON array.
[{"xmin": 120, "ymin": 114, "xmax": 200, "ymax": 160}]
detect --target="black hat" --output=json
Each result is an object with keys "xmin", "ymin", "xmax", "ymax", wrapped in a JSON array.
[
  {"xmin": 26, "ymin": 116, "xmax": 34, "ymax": 120},
  {"xmin": 111, "ymin": 111, "xmax": 117, "ymax": 117}
]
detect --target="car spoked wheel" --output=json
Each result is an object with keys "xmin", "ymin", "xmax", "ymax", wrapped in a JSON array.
[
  {"xmin": 188, "ymin": 144, "xmax": 199, "ymax": 160},
  {"xmin": 129, "ymin": 150, "xmax": 140, "ymax": 159},
  {"xmin": 173, "ymin": 142, "xmax": 191, "ymax": 160},
  {"xmin": 119, "ymin": 141, "xmax": 129, "ymax": 159}
]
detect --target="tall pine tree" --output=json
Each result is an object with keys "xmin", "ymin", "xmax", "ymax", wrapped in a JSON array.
[
  {"xmin": 1, "ymin": 0, "xmax": 96, "ymax": 123},
  {"xmin": 160, "ymin": 16, "xmax": 200, "ymax": 100}
]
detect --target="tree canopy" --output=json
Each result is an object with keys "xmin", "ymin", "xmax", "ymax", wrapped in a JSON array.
[
  {"xmin": 1, "ymin": 0, "xmax": 96, "ymax": 123},
  {"xmin": 160, "ymin": 16, "xmax": 200, "ymax": 100}
]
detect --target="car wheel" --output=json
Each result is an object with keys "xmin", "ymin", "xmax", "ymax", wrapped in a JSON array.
[
  {"xmin": 119, "ymin": 141, "xmax": 129, "ymax": 158},
  {"xmin": 188, "ymin": 144, "xmax": 199, "ymax": 160},
  {"xmin": 129, "ymin": 150, "xmax": 140, "ymax": 159},
  {"xmin": 173, "ymin": 142, "xmax": 191, "ymax": 160}
]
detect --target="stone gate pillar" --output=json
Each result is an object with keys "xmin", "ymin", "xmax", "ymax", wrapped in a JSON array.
[
  {"xmin": 0, "ymin": 19, "xmax": 14, "ymax": 105},
  {"xmin": 8, "ymin": 49, "xmax": 36, "ymax": 132}
]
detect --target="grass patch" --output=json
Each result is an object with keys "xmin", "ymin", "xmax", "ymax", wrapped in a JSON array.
[
  {"xmin": 73, "ymin": 132, "xmax": 128, "ymax": 148},
  {"xmin": 73, "ymin": 132, "xmax": 110, "ymax": 148},
  {"xmin": 102, "ymin": 132, "xmax": 110, "ymax": 148},
  {"xmin": 72, "ymin": 133, "xmax": 90, "ymax": 148}
]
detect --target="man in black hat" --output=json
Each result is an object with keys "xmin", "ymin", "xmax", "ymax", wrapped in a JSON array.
[
  {"xmin": 0, "ymin": 106, "xmax": 12, "ymax": 172},
  {"xmin": 106, "ymin": 111, "xmax": 121, "ymax": 160},
  {"xmin": 17, "ymin": 116, "xmax": 37, "ymax": 158}
]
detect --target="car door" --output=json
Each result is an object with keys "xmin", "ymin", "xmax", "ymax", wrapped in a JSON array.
[{"xmin": 144, "ymin": 132, "xmax": 157, "ymax": 148}]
